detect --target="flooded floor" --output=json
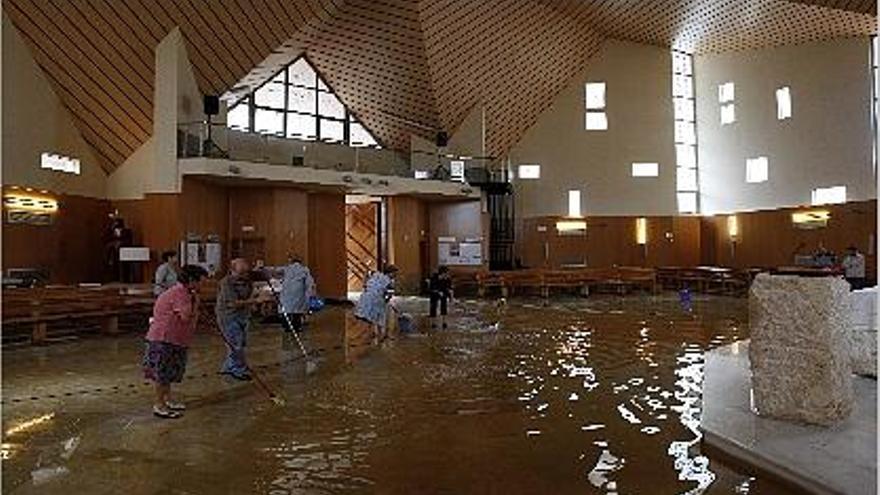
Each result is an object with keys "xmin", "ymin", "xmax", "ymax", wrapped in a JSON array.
[{"xmin": 2, "ymin": 295, "xmax": 800, "ymax": 494}]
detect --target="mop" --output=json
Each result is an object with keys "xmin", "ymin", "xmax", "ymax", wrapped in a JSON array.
[
  {"xmin": 200, "ymin": 308, "xmax": 286, "ymax": 406},
  {"xmin": 266, "ymin": 282, "xmax": 319, "ymax": 375}
]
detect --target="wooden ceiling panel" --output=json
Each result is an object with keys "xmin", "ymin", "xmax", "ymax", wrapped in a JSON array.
[{"xmin": 3, "ymin": 0, "xmax": 875, "ymax": 173}]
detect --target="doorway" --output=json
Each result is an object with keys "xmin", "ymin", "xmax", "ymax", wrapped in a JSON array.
[{"xmin": 345, "ymin": 195, "xmax": 383, "ymax": 293}]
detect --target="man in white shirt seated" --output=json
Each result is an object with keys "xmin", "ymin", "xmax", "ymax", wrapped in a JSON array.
[{"xmin": 842, "ymin": 246, "xmax": 867, "ymax": 290}]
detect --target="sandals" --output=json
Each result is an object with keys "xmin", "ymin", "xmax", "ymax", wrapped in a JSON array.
[{"xmin": 153, "ymin": 406, "xmax": 182, "ymax": 419}]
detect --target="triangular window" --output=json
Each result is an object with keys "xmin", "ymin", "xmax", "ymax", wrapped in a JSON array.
[{"xmin": 226, "ymin": 57, "xmax": 379, "ymax": 147}]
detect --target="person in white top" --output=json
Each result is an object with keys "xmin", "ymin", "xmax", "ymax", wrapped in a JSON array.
[
  {"xmin": 153, "ymin": 251, "xmax": 179, "ymax": 296},
  {"xmin": 842, "ymin": 246, "xmax": 867, "ymax": 290}
]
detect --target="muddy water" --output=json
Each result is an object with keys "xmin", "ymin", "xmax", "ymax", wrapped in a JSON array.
[
  {"xmin": 2, "ymin": 295, "xmax": 798, "ymax": 494},
  {"xmin": 243, "ymin": 295, "xmax": 791, "ymax": 494}
]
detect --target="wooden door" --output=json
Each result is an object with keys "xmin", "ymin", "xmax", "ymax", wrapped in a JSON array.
[{"xmin": 346, "ymin": 203, "xmax": 378, "ymax": 292}]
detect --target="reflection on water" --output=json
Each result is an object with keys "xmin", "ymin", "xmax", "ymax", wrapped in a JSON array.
[{"xmin": 248, "ymin": 295, "xmax": 785, "ymax": 494}]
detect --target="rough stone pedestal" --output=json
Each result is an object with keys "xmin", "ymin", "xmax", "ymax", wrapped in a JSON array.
[
  {"xmin": 749, "ymin": 274, "xmax": 854, "ymax": 425},
  {"xmin": 850, "ymin": 287, "xmax": 877, "ymax": 377}
]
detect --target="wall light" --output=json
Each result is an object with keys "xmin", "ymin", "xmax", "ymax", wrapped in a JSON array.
[
  {"xmin": 792, "ymin": 210, "xmax": 830, "ymax": 229},
  {"xmin": 3, "ymin": 193, "xmax": 59, "ymax": 213},
  {"xmin": 556, "ymin": 220, "xmax": 587, "ymax": 233},
  {"xmin": 727, "ymin": 215, "xmax": 739, "ymax": 239},
  {"xmin": 636, "ymin": 218, "xmax": 647, "ymax": 245}
]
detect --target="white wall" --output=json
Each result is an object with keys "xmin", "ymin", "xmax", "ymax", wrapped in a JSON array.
[
  {"xmin": 696, "ymin": 37, "xmax": 875, "ymax": 214},
  {"xmin": 1, "ymin": 15, "xmax": 107, "ymax": 198},
  {"xmin": 508, "ymin": 40, "xmax": 677, "ymax": 217}
]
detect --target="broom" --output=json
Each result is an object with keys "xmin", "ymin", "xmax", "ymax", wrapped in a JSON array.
[
  {"xmin": 199, "ymin": 307, "xmax": 286, "ymax": 406},
  {"xmin": 265, "ymin": 281, "xmax": 318, "ymax": 375}
]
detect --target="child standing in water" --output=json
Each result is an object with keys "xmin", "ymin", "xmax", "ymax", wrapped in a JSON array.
[
  {"xmin": 428, "ymin": 266, "xmax": 454, "ymax": 329},
  {"xmin": 354, "ymin": 265, "xmax": 398, "ymax": 343},
  {"xmin": 143, "ymin": 265, "xmax": 208, "ymax": 419}
]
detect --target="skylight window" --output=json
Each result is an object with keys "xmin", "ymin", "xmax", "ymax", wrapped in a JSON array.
[
  {"xmin": 518, "ymin": 164, "xmax": 541, "ymax": 179},
  {"xmin": 568, "ymin": 190, "xmax": 582, "ymax": 217},
  {"xmin": 746, "ymin": 157, "xmax": 769, "ymax": 183},
  {"xmin": 631, "ymin": 162, "xmax": 659, "ymax": 177},
  {"xmin": 776, "ymin": 86, "xmax": 792, "ymax": 120},
  {"xmin": 585, "ymin": 112, "xmax": 608, "ymax": 131},
  {"xmin": 227, "ymin": 57, "xmax": 379, "ymax": 147},
  {"xmin": 811, "ymin": 186, "xmax": 847, "ymax": 205}
]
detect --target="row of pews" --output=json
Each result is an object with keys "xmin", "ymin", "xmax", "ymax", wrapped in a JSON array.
[
  {"xmin": 450, "ymin": 266, "xmax": 756, "ymax": 298},
  {"xmin": 2, "ymin": 284, "xmax": 156, "ymax": 345}
]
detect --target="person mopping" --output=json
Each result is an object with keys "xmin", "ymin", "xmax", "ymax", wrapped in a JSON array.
[
  {"xmin": 216, "ymin": 258, "xmax": 271, "ymax": 381},
  {"xmin": 353, "ymin": 264, "xmax": 398, "ymax": 343},
  {"xmin": 277, "ymin": 254, "xmax": 316, "ymax": 333},
  {"xmin": 428, "ymin": 266, "xmax": 454, "ymax": 329},
  {"xmin": 142, "ymin": 265, "xmax": 208, "ymax": 419}
]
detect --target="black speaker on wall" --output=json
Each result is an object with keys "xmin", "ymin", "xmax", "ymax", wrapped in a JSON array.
[
  {"xmin": 203, "ymin": 95, "xmax": 220, "ymax": 116},
  {"xmin": 435, "ymin": 131, "xmax": 449, "ymax": 148}
]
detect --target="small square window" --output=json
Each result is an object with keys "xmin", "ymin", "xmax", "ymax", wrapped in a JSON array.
[
  {"xmin": 585, "ymin": 112, "xmax": 608, "ymax": 131},
  {"xmin": 673, "ymin": 75, "xmax": 693, "ymax": 98},
  {"xmin": 414, "ymin": 170, "xmax": 430, "ymax": 179},
  {"xmin": 631, "ymin": 162, "xmax": 659, "ymax": 177},
  {"xmin": 568, "ymin": 190, "xmax": 582, "ymax": 217},
  {"xmin": 450, "ymin": 160, "xmax": 466, "ymax": 182},
  {"xmin": 675, "ymin": 121, "xmax": 696, "ymax": 144},
  {"xmin": 518, "ymin": 164, "xmax": 541, "ymax": 179},
  {"xmin": 677, "ymin": 168, "xmax": 698, "ymax": 191},
  {"xmin": 776, "ymin": 87, "xmax": 792, "ymax": 120},
  {"xmin": 677, "ymin": 192, "xmax": 698, "ymax": 214},
  {"xmin": 718, "ymin": 82, "xmax": 735, "ymax": 103},
  {"xmin": 675, "ymin": 144, "xmax": 697, "ymax": 168},
  {"xmin": 585, "ymin": 82, "xmax": 606, "ymax": 109},
  {"xmin": 811, "ymin": 186, "xmax": 847, "ymax": 205},
  {"xmin": 746, "ymin": 156, "xmax": 769, "ymax": 183},
  {"xmin": 720, "ymin": 104, "xmax": 736, "ymax": 125},
  {"xmin": 227, "ymin": 103, "xmax": 249, "ymax": 130}
]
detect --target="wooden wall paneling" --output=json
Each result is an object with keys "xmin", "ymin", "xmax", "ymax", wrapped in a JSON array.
[
  {"xmin": 2, "ymin": 192, "xmax": 113, "ymax": 283},
  {"xmin": 672, "ymin": 216, "xmax": 702, "ymax": 267},
  {"xmin": 269, "ymin": 188, "xmax": 310, "ymax": 266},
  {"xmin": 387, "ymin": 196, "xmax": 428, "ymax": 294},
  {"xmin": 309, "ymin": 193, "xmax": 347, "ymax": 300}
]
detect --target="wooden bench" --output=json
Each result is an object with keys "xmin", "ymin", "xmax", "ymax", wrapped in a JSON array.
[{"xmin": 2, "ymin": 285, "xmax": 155, "ymax": 345}]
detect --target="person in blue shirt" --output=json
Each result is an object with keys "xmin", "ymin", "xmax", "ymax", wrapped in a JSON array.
[
  {"xmin": 277, "ymin": 254, "xmax": 316, "ymax": 333},
  {"xmin": 354, "ymin": 264, "xmax": 398, "ymax": 343}
]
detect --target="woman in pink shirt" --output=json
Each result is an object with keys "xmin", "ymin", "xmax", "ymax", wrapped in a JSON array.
[{"xmin": 143, "ymin": 265, "xmax": 208, "ymax": 419}]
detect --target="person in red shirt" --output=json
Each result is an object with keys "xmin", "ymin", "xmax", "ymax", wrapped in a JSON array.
[{"xmin": 142, "ymin": 265, "xmax": 208, "ymax": 419}]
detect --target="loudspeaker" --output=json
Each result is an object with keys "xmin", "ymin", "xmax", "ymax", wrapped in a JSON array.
[
  {"xmin": 203, "ymin": 95, "xmax": 220, "ymax": 116},
  {"xmin": 435, "ymin": 131, "xmax": 448, "ymax": 148}
]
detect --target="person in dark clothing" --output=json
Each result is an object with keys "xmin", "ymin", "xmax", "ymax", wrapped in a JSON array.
[{"xmin": 428, "ymin": 266, "xmax": 454, "ymax": 329}]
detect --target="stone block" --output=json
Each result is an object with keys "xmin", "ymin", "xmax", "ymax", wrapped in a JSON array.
[
  {"xmin": 850, "ymin": 287, "xmax": 877, "ymax": 377},
  {"xmin": 749, "ymin": 274, "xmax": 853, "ymax": 425}
]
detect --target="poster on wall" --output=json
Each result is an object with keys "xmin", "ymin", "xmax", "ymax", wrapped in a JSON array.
[{"xmin": 438, "ymin": 239, "xmax": 482, "ymax": 266}]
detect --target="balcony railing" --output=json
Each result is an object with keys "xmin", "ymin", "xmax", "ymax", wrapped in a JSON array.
[{"xmin": 176, "ymin": 122, "xmax": 498, "ymax": 183}]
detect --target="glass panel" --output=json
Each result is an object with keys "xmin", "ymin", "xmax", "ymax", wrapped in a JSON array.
[
  {"xmin": 675, "ymin": 121, "xmax": 696, "ymax": 144},
  {"xmin": 585, "ymin": 112, "xmax": 608, "ymax": 131},
  {"xmin": 287, "ymin": 113, "xmax": 316, "ymax": 139},
  {"xmin": 673, "ymin": 75, "xmax": 692, "ymax": 98},
  {"xmin": 720, "ymin": 104, "xmax": 736, "ymax": 125},
  {"xmin": 677, "ymin": 167, "xmax": 698, "ymax": 191},
  {"xmin": 676, "ymin": 144, "xmax": 697, "ymax": 168},
  {"xmin": 719, "ymin": 82, "xmax": 735, "ymax": 103},
  {"xmin": 811, "ymin": 186, "xmax": 846, "ymax": 205},
  {"xmin": 350, "ymin": 122, "xmax": 377, "ymax": 146},
  {"xmin": 317, "ymin": 77, "xmax": 329, "ymax": 91},
  {"xmin": 585, "ymin": 82, "xmax": 606, "ymax": 109},
  {"xmin": 672, "ymin": 52, "xmax": 692, "ymax": 75},
  {"xmin": 318, "ymin": 91, "xmax": 345, "ymax": 119},
  {"xmin": 227, "ymin": 103, "xmax": 249, "ymax": 130},
  {"xmin": 746, "ymin": 157, "xmax": 769, "ymax": 183},
  {"xmin": 776, "ymin": 87, "xmax": 792, "ymax": 120},
  {"xmin": 518, "ymin": 164, "xmax": 540, "ymax": 179},
  {"xmin": 320, "ymin": 118, "xmax": 344, "ymax": 142},
  {"xmin": 254, "ymin": 83, "xmax": 285, "ymax": 109},
  {"xmin": 631, "ymin": 162, "xmax": 659, "ymax": 177},
  {"xmin": 288, "ymin": 58, "xmax": 316, "ymax": 88},
  {"xmin": 254, "ymin": 108, "xmax": 284, "ymax": 135},
  {"xmin": 568, "ymin": 190, "xmax": 581, "ymax": 217},
  {"xmin": 269, "ymin": 70, "xmax": 285, "ymax": 85},
  {"xmin": 674, "ymin": 97, "xmax": 694, "ymax": 122},
  {"xmin": 677, "ymin": 192, "xmax": 698, "ymax": 214},
  {"xmin": 288, "ymin": 86, "xmax": 316, "ymax": 114}
]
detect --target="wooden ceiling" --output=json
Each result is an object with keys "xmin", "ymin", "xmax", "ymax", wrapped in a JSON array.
[{"xmin": 4, "ymin": 0, "xmax": 876, "ymax": 173}]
